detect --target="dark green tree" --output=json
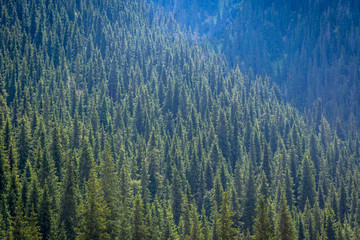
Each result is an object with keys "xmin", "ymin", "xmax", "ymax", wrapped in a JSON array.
[
  {"xmin": 218, "ymin": 192, "xmax": 237, "ymax": 240},
  {"xmin": 76, "ymin": 161, "xmax": 109, "ymax": 240},
  {"xmin": 79, "ymin": 136, "xmax": 93, "ymax": 191},
  {"xmin": 299, "ymin": 156, "xmax": 316, "ymax": 210},
  {"xmin": 50, "ymin": 121, "xmax": 63, "ymax": 178},
  {"xmin": 132, "ymin": 194, "xmax": 147, "ymax": 240},
  {"xmin": 147, "ymin": 131, "xmax": 161, "ymax": 200},
  {"xmin": 17, "ymin": 116, "xmax": 31, "ymax": 171},
  {"xmin": 38, "ymin": 183, "xmax": 52, "ymax": 240},
  {"xmin": 275, "ymin": 195, "xmax": 297, "ymax": 240},
  {"xmin": 59, "ymin": 153, "xmax": 78, "ymax": 240},
  {"xmin": 253, "ymin": 194, "xmax": 273, "ymax": 240},
  {"xmin": 242, "ymin": 164, "xmax": 256, "ymax": 233},
  {"xmin": 100, "ymin": 140, "xmax": 119, "ymax": 238}
]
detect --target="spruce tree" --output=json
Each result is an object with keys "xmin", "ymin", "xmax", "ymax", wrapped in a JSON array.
[
  {"xmin": 218, "ymin": 192, "xmax": 237, "ymax": 240},
  {"xmin": 100, "ymin": 140, "xmax": 119, "ymax": 239},
  {"xmin": 0, "ymin": 136, "xmax": 9, "ymax": 197},
  {"xmin": 38, "ymin": 183, "xmax": 52, "ymax": 240},
  {"xmin": 190, "ymin": 203, "xmax": 202, "ymax": 240},
  {"xmin": 132, "ymin": 194, "xmax": 147, "ymax": 240},
  {"xmin": 76, "ymin": 161, "xmax": 109, "ymax": 240},
  {"xmin": 299, "ymin": 156, "xmax": 316, "ymax": 210},
  {"xmin": 59, "ymin": 153, "xmax": 78, "ymax": 240},
  {"xmin": 17, "ymin": 116, "xmax": 31, "ymax": 171},
  {"xmin": 253, "ymin": 195, "xmax": 273, "ymax": 240},
  {"xmin": 276, "ymin": 195, "xmax": 297, "ymax": 240},
  {"xmin": 79, "ymin": 136, "xmax": 93, "ymax": 191},
  {"xmin": 147, "ymin": 131, "xmax": 161, "ymax": 200},
  {"xmin": 242, "ymin": 164, "xmax": 256, "ymax": 233},
  {"xmin": 50, "ymin": 121, "xmax": 63, "ymax": 179}
]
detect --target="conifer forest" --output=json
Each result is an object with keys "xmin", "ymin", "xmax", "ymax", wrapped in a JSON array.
[{"xmin": 1, "ymin": 0, "xmax": 360, "ymax": 239}]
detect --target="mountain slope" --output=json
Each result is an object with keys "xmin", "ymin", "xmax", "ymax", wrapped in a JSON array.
[
  {"xmin": 154, "ymin": 0, "xmax": 360, "ymax": 133},
  {"xmin": 0, "ymin": 0, "xmax": 359, "ymax": 239}
]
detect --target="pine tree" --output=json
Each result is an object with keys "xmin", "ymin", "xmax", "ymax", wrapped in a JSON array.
[
  {"xmin": 100, "ymin": 140, "xmax": 119, "ymax": 239},
  {"xmin": 205, "ymin": 160, "xmax": 214, "ymax": 191},
  {"xmin": 262, "ymin": 141, "xmax": 272, "ymax": 184},
  {"xmin": 209, "ymin": 142, "xmax": 224, "ymax": 172},
  {"xmin": 242, "ymin": 164, "xmax": 256, "ymax": 233},
  {"xmin": 50, "ymin": 121, "xmax": 63, "ymax": 179},
  {"xmin": 132, "ymin": 194, "xmax": 148, "ymax": 240},
  {"xmin": 27, "ymin": 207, "xmax": 42, "ymax": 240},
  {"xmin": 190, "ymin": 203, "xmax": 202, "ymax": 240},
  {"xmin": 296, "ymin": 214, "xmax": 305, "ymax": 240},
  {"xmin": 325, "ymin": 201, "xmax": 337, "ymax": 240},
  {"xmin": 38, "ymin": 183, "xmax": 52, "ymax": 240},
  {"xmin": 276, "ymin": 195, "xmax": 297, "ymax": 240},
  {"xmin": 118, "ymin": 163, "xmax": 132, "ymax": 238},
  {"xmin": 27, "ymin": 169, "xmax": 40, "ymax": 216},
  {"xmin": 76, "ymin": 161, "xmax": 109, "ymax": 240},
  {"xmin": 258, "ymin": 171, "xmax": 269, "ymax": 200},
  {"xmin": 163, "ymin": 204, "xmax": 179, "ymax": 240},
  {"xmin": 17, "ymin": 116, "xmax": 31, "ymax": 171},
  {"xmin": 217, "ymin": 110, "xmax": 230, "ymax": 161},
  {"xmin": 299, "ymin": 156, "xmax": 316, "ymax": 210},
  {"xmin": 0, "ymin": 135, "xmax": 9, "ymax": 197},
  {"xmin": 7, "ymin": 164, "xmax": 20, "ymax": 219},
  {"xmin": 179, "ymin": 196, "xmax": 191, "ymax": 239},
  {"xmin": 213, "ymin": 172, "xmax": 224, "ymax": 208},
  {"xmin": 79, "ymin": 136, "xmax": 93, "ymax": 191},
  {"xmin": 11, "ymin": 196, "xmax": 32, "ymax": 240},
  {"xmin": 73, "ymin": 111, "xmax": 82, "ymax": 149},
  {"xmin": 338, "ymin": 181, "xmax": 348, "ymax": 224},
  {"xmin": 59, "ymin": 153, "xmax": 78, "ymax": 240},
  {"xmin": 284, "ymin": 168, "xmax": 294, "ymax": 210},
  {"xmin": 253, "ymin": 195, "xmax": 273, "ymax": 240},
  {"xmin": 230, "ymin": 184, "xmax": 242, "ymax": 230},
  {"xmin": 147, "ymin": 131, "xmax": 161, "ymax": 200},
  {"xmin": 172, "ymin": 167, "xmax": 183, "ymax": 225},
  {"xmin": 218, "ymin": 192, "xmax": 237, "ymax": 240}
]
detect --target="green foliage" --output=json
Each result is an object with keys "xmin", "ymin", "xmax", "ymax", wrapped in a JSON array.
[
  {"xmin": 60, "ymin": 153, "xmax": 78, "ymax": 240},
  {"xmin": 276, "ymin": 195, "xmax": 297, "ymax": 240},
  {"xmin": 0, "ymin": 0, "xmax": 359, "ymax": 239},
  {"xmin": 76, "ymin": 162, "xmax": 109, "ymax": 240},
  {"xmin": 132, "ymin": 194, "xmax": 147, "ymax": 240},
  {"xmin": 253, "ymin": 195, "xmax": 273, "ymax": 240},
  {"xmin": 299, "ymin": 156, "xmax": 316, "ymax": 210},
  {"xmin": 218, "ymin": 192, "xmax": 238, "ymax": 240}
]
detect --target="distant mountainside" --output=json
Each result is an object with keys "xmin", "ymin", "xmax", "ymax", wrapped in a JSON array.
[
  {"xmin": 0, "ymin": 0, "xmax": 359, "ymax": 239},
  {"xmin": 154, "ymin": 0, "xmax": 360, "ymax": 134}
]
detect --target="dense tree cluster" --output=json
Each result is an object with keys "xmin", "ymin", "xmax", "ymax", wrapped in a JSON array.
[
  {"xmin": 0, "ymin": 0, "xmax": 359, "ymax": 239},
  {"xmin": 155, "ymin": 0, "xmax": 360, "ymax": 133}
]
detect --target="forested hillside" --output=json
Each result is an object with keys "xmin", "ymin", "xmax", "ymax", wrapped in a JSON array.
[
  {"xmin": 0, "ymin": 0, "xmax": 360, "ymax": 239},
  {"xmin": 154, "ymin": 0, "xmax": 360, "ymax": 133}
]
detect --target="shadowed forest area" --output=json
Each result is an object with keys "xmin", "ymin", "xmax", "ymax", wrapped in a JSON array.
[
  {"xmin": 0, "ymin": 0, "xmax": 360, "ymax": 239},
  {"xmin": 155, "ymin": 0, "xmax": 360, "ymax": 134}
]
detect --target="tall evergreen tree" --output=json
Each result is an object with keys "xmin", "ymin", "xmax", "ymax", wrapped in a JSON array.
[
  {"xmin": 147, "ymin": 131, "xmax": 161, "ymax": 200},
  {"xmin": 76, "ymin": 161, "xmax": 109, "ymax": 240},
  {"xmin": 50, "ymin": 121, "xmax": 63, "ymax": 179},
  {"xmin": 132, "ymin": 194, "xmax": 148, "ymax": 240},
  {"xmin": 79, "ymin": 136, "xmax": 93, "ymax": 191},
  {"xmin": 100, "ymin": 140, "xmax": 119, "ymax": 239},
  {"xmin": 299, "ymin": 156, "xmax": 316, "ymax": 210},
  {"xmin": 276, "ymin": 195, "xmax": 297, "ymax": 240},
  {"xmin": 242, "ymin": 164, "xmax": 256, "ymax": 233},
  {"xmin": 59, "ymin": 153, "xmax": 78, "ymax": 240},
  {"xmin": 17, "ymin": 116, "xmax": 31, "ymax": 171},
  {"xmin": 218, "ymin": 191, "xmax": 237, "ymax": 240},
  {"xmin": 253, "ymin": 194, "xmax": 273, "ymax": 240},
  {"xmin": 38, "ymin": 183, "xmax": 52, "ymax": 240}
]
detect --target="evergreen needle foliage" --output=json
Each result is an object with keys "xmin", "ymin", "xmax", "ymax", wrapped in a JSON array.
[{"xmin": 0, "ymin": 0, "xmax": 359, "ymax": 239}]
